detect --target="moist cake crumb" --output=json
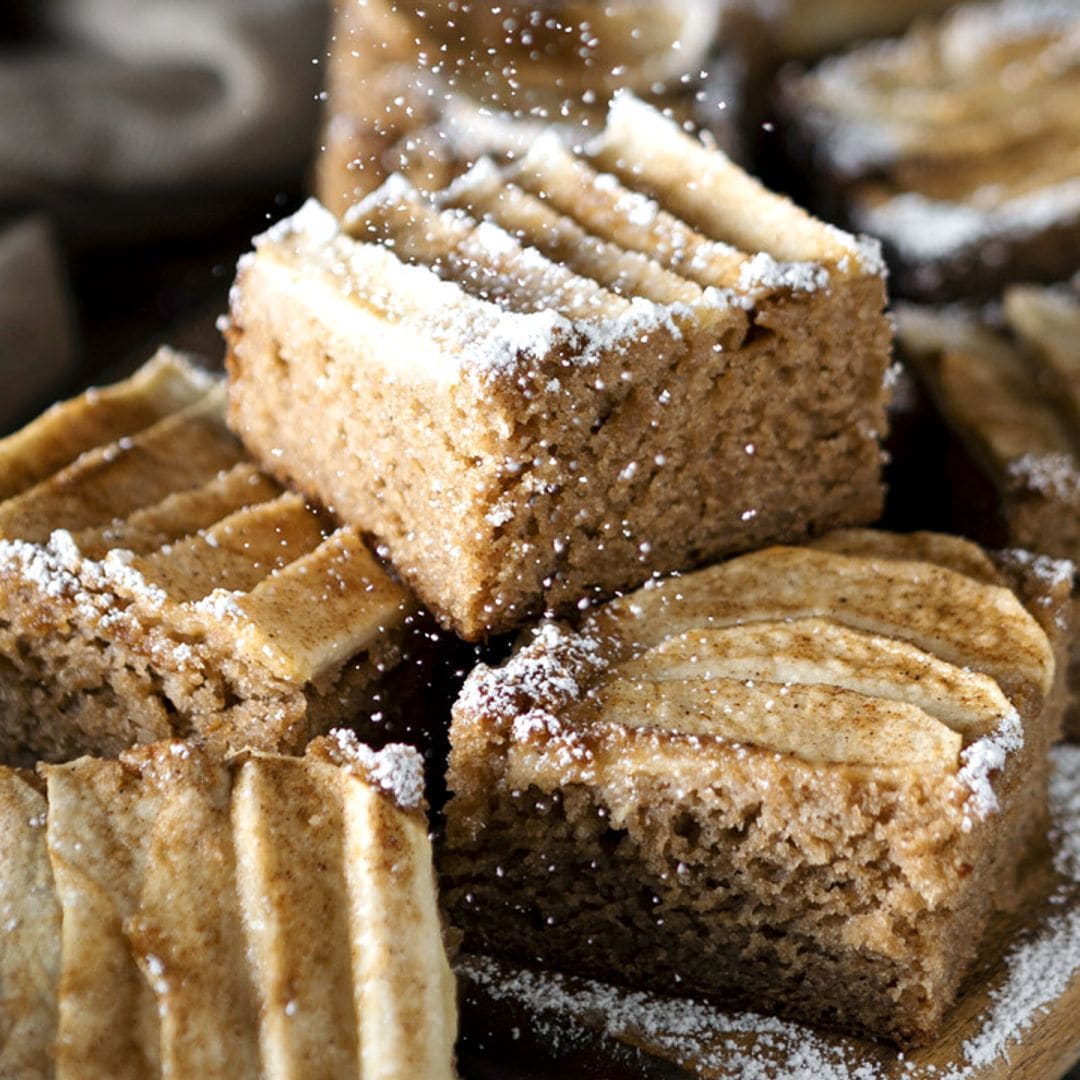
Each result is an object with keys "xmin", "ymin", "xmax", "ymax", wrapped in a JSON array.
[
  {"xmin": 227, "ymin": 95, "xmax": 891, "ymax": 639},
  {"xmin": 459, "ymin": 743, "xmax": 1080, "ymax": 1076}
]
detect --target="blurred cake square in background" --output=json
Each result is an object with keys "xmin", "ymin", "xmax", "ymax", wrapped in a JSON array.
[
  {"xmin": 780, "ymin": 0, "xmax": 1080, "ymax": 300},
  {"xmin": 317, "ymin": 0, "xmax": 749, "ymax": 213},
  {"xmin": 898, "ymin": 279, "xmax": 1080, "ymax": 736}
]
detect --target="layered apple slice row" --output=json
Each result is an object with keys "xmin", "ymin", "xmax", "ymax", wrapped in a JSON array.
[
  {"xmin": 444, "ymin": 527, "xmax": 1071, "ymax": 1044},
  {"xmin": 0, "ymin": 734, "xmax": 456, "ymax": 1080},
  {"xmin": 576, "ymin": 531, "xmax": 1055, "ymax": 770}
]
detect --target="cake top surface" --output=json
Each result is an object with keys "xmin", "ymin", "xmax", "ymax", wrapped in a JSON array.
[
  {"xmin": 897, "ymin": 282, "xmax": 1080, "ymax": 560},
  {"xmin": 786, "ymin": 0, "xmax": 1080, "ymax": 261},
  {"xmin": 4, "ymin": 735, "xmax": 454, "ymax": 1078},
  {"xmin": 456, "ymin": 529, "xmax": 1059, "ymax": 821},
  {"xmin": 245, "ymin": 94, "xmax": 882, "ymax": 384},
  {"xmin": 0, "ymin": 352, "xmax": 413, "ymax": 685}
]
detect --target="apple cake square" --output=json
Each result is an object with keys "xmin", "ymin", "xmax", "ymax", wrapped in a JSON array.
[
  {"xmin": 227, "ymin": 94, "xmax": 891, "ymax": 640},
  {"xmin": 0, "ymin": 351, "xmax": 416, "ymax": 763},
  {"xmin": 442, "ymin": 529, "xmax": 1071, "ymax": 1045}
]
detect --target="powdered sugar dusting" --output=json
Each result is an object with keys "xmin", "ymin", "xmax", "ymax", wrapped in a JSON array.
[
  {"xmin": 857, "ymin": 180, "xmax": 1080, "ymax": 263},
  {"xmin": 257, "ymin": 94, "xmax": 877, "ymax": 387},
  {"xmin": 461, "ymin": 954, "xmax": 884, "ymax": 1079},
  {"xmin": 456, "ymin": 621, "xmax": 609, "ymax": 724},
  {"xmin": 1006, "ymin": 452, "xmax": 1080, "ymax": 502},
  {"xmin": 737, "ymin": 253, "xmax": 830, "ymax": 294},
  {"xmin": 0, "ymin": 537, "xmax": 82, "ymax": 601},
  {"xmin": 1000, "ymin": 547, "xmax": 1077, "ymax": 593},
  {"xmin": 957, "ymin": 708, "xmax": 1023, "ymax": 819},
  {"xmin": 945, "ymin": 743, "xmax": 1080, "ymax": 1077},
  {"xmin": 1050, "ymin": 743, "xmax": 1080, "ymax": 881},
  {"xmin": 329, "ymin": 728, "xmax": 425, "ymax": 810}
]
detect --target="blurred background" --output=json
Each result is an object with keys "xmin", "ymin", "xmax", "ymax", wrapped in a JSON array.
[{"xmin": 0, "ymin": 0, "xmax": 328, "ymax": 431}]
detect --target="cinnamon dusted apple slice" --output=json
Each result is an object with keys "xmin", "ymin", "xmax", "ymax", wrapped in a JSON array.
[
  {"xmin": 232, "ymin": 734, "xmax": 457, "ymax": 1080},
  {"xmin": 231, "ymin": 751, "xmax": 357, "ymax": 1078},
  {"xmin": 112, "ymin": 492, "xmax": 325, "ymax": 604},
  {"xmin": 581, "ymin": 676, "xmax": 962, "ymax": 767},
  {"xmin": 315, "ymin": 734, "xmax": 457, "ymax": 1080},
  {"xmin": 0, "ymin": 348, "xmax": 214, "ymax": 502},
  {"xmin": 44, "ymin": 746, "xmax": 260, "ymax": 1080},
  {"xmin": 0, "ymin": 770, "xmax": 59, "ymax": 1080},
  {"xmin": 594, "ymin": 545, "xmax": 1055, "ymax": 696},
  {"xmin": 72, "ymin": 462, "xmax": 280, "ymax": 559},
  {"xmin": 614, "ymin": 618, "xmax": 1013, "ymax": 737},
  {"xmin": 0, "ymin": 380, "xmax": 238, "ymax": 543},
  {"xmin": 441, "ymin": 159, "xmax": 703, "ymax": 307}
]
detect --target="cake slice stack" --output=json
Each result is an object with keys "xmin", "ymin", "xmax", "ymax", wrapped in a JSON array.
[
  {"xmin": 227, "ymin": 93, "xmax": 891, "ymax": 640},
  {"xmin": 0, "ymin": 351, "xmax": 415, "ymax": 763},
  {"xmin": 0, "ymin": 732, "xmax": 457, "ymax": 1080}
]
